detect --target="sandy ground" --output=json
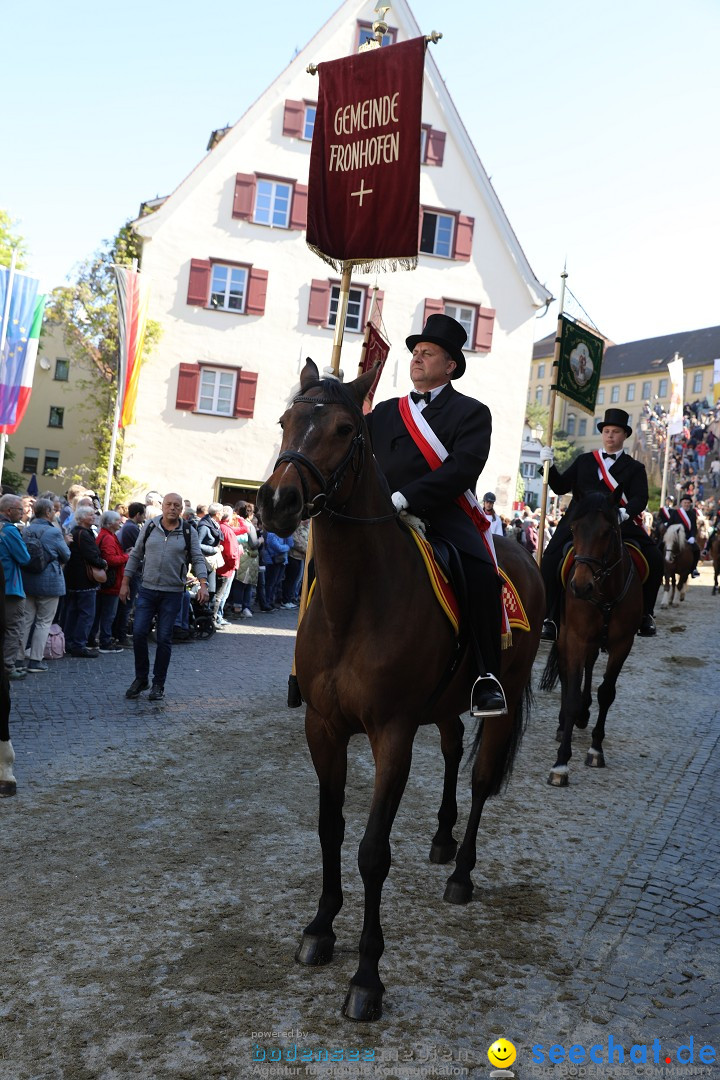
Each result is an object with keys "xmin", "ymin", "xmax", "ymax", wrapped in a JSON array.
[{"xmin": 1, "ymin": 566, "xmax": 719, "ymax": 1079}]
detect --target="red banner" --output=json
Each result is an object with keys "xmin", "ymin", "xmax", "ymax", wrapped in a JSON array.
[
  {"xmin": 359, "ymin": 324, "xmax": 390, "ymax": 413},
  {"xmin": 307, "ymin": 36, "xmax": 426, "ymax": 271}
]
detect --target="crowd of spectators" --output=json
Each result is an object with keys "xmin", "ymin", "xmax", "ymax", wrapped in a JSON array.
[{"xmin": 0, "ymin": 484, "xmax": 310, "ymax": 679}]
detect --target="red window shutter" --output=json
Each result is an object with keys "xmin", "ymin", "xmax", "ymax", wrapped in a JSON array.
[
  {"xmin": 246, "ymin": 268, "xmax": 268, "ymax": 316},
  {"xmin": 282, "ymin": 100, "xmax": 304, "ymax": 138},
  {"xmin": 232, "ymin": 173, "xmax": 256, "ymax": 220},
  {"xmin": 234, "ymin": 370, "xmax": 259, "ymax": 418},
  {"xmin": 425, "ymin": 128, "xmax": 446, "ymax": 166},
  {"xmin": 422, "ymin": 298, "xmax": 445, "ymax": 324},
  {"xmin": 176, "ymin": 363, "xmax": 200, "ymax": 411},
  {"xmin": 290, "ymin": 183, "xmax": 308, "ymax": 230},
  {"xmin": 308, "ymin": 279, "xmax": 330, "ymax": 326},
  {"xmin": 454, "ymin": 215, "xmax": 474, "ymax": 261},
  {"xmin": 364, "ymin": 288, "xmax": 384, "ymax": 325},
  {"xmin": 187, "ymin": 259, "xmax": 211, "ymax": 306},
  {"xmin": 474, "ymin": 307, "xmax": 496, "ymax": 352}
]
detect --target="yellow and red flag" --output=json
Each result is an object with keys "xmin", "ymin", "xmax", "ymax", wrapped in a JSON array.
[{"xmin": 114, "ymin": 265, "xmax": 150, "ymax": 428}]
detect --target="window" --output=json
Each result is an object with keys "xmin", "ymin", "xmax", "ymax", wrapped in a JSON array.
[
  {"xmin": 535, "ymin": 387, "xmax": 543, "ymax": 402},
  {"xmin": 22, "ymin": 448, "xmax": 39, "ymax": 474},
  {"xmin": 329, "ymin": 285, "xmax": 366, "ymax": 333},
  {"xmin": 579, "ymin": 418, "xmax": 587, "ymax": 436},
  {"xmin": 693, "ymin": 372, "xmax": 703, "ymax": 393},
  {"xmin": 187, "ymin": 259, "xmax": 268, "ymax": 316},
  {"xmin": 421, "ymin": 125, "xmax": 446, "ymax": 166},
  {"xmin": 596, "ymin": 387, "xmax": 605, "ymax": 404},
  {"xmin": 43, "ymin": 451, "xmax": 60, "ymax": 475},
  {"xmin": 611, "ymin": 385, "xmax": 620, "ymax": 403},
  {"xmin": 420, "ymin": 211, "xmax": 454, "ymax": 257},
  {"xmin": 254, "ymin": 178, "xmax": 292, "ymax": 228},
  {"xmin": 642, "ymin": 380, "xmax": 652, "ymax": 399},
  {"xmin": 54, "ymin": 358, "xmax": 69, "ymax": 381},
  {"xmin": 48, "ymin": 406, "xmax": 64, "ymax": 428},
  {"xmin": 521, "ymin": 461, "xmax": 536, "ymax": 478},
  {"xmin": 197, "ymin": 368, "xmax": 237, "ymax": 416},
  {"xmin": 444, "ymin": 302, "xmax": 475, "ymax": 344},
  {"xmin": 357, "ymin": 21, "xmax": 397, "ymax": 48},
  {"xmin": 176, "ymin": 363, "xmax": 258, "ymax": 418},
  {"xmin": 303, "ymin": 104, "xmax": 316, "ymax": 141},
  {"xmin": 567, "ymin": 414, "xmax": 576, "ymax": 436},
  {"xmin": 626, "ymin": 383, "xmax": 636, "ymax": 402},
  {"xmin": 210, "ymin": 264, "xmax": 247, "ymax": 312},
  {"xmin": 538, "ymin": 363, "xmax": 545, "ymax": 378},
  {"xmin": 658, "ymin": 377, "xmax": 668, "ymax": 397}
]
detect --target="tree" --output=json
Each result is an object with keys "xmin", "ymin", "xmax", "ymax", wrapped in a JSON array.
[
  {"xmin": 45, "ymin": 221, "xmax": 161, "ymax": 504},
  {"xmin": 0, "ymin": 210, "xmax": 29, "ymax": 269},
  {"xmin": 524, "ymin": 402, "xmax": 584, "ymax": 471},
  {"xmin": 1, "ymin": 445, "xmax": 26, "ymax": 494}
]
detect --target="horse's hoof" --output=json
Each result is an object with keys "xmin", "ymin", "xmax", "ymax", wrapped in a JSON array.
[
  {"xmin": 295, "ymin": 932, "xmax": 335, "ymax": 966},
  {"xmin": 548, "ymin": 769, "xmax": 569, "ymax": 787},
  {"xmin": 342, "ymin": 982, "xmax": 384, "ymax": 1022},
  {"xmin": 585, "ymin": 750, "xmax": 605, "ymax": 768},
  {"xmin": 429, "ymin": 838, "xmax": 457, "ymax": 864},
  {"xmin": 443, "ymin": 878, "xmax": 473, "ymax": 904},
  {"xmin": 0, "ymin": 780, "xmax": 17, "ymax": 798}
]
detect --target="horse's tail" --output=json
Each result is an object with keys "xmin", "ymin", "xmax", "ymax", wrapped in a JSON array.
[
  {"xmin": 539, "ymin": 641, "xmax": 560, "ymax": 692},
  {"xmin": 468, "ymin": 678, "xmax": 534, "ymax": 797}
]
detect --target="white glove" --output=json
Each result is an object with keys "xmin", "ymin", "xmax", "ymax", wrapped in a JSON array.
[
  {"xmin": 539, "ymin": 445, "xmax": 554, "ymax": 464},
  {"xmin": 391, "ymin": 491, "xmax": 409, "ymax": 512},
  {"xmin": 688, "ymin": 536, "xmax": 696, "ymax": 544},
  {"xmin": 322, "ymin": 365, "xmax": 344, "ymax": 381},
  {"xmin": 618, "ymin": 508, "xmax": 629, "ymax": 522}
]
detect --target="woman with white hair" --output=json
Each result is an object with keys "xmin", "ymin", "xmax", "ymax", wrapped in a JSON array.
[
  {"xmin": 18, "ymin": 498, "xmax": 71, "ymax": 672},
  {"xmin": 62, "ymin": 505, "xmax": 108, "ymax": 658},
  {"xmin": 90, "ymin": 510, "xmax": 130, "ymax": 652},
  {"xmin": 213, "ymin": 506, "xmax": 240, "ymax": 626}
]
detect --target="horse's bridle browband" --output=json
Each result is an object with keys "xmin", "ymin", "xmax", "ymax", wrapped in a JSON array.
[
  {"xmin": 571, "ymin": 519, "xmax": 636, "ymax": 617},
  {"xmin": 273, "ymin": 391, "xmax": 396, "ymax": 524}
]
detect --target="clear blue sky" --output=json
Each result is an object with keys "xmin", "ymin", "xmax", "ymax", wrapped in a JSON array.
[{"xmin": 3, "ymin": 0, "xmax": 718, "ymax": 344}]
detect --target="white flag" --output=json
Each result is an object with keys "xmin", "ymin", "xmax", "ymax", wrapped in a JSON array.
[{"xmin": 667, "ymin": 356, "xmax": 684, "ymax": 436}]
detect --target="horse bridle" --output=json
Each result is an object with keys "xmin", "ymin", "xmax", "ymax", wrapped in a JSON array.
[
  {"xmin": 273, "ymin": 393, "xmax": 396, "ymax": 524},
  {"xmin": 570, "ymin": 518, "xmax": 636, "ymax": 617}
]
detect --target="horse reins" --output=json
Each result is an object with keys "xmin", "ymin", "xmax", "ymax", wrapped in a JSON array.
[
  {"xmin": 273, "ymin": 392, "xmax": 396, "ymax": 525},
  {"xmin": 570, "ymin": 520, "xmax": 637, "ymax": 643}
]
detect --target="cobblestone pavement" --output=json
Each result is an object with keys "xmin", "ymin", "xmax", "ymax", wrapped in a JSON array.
[{"xmin": 2, "ymin": 566, "xmax": 719, "ymax": 1080}]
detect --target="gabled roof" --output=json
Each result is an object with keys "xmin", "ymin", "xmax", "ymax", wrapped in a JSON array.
[
  {"xmin": 132, "ymin": 0, "xmax": 551, "ymax": 309},
  {"xmin": 534, "ymin": 323, "xmax": 720, "ymax": 375}
]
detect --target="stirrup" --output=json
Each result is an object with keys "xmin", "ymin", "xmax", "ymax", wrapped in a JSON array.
[{"xmin": 470, "ymin": 673, "xmax": 508, "ymax": 718}]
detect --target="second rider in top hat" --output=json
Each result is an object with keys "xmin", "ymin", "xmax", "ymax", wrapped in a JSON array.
[
  {"xmin": 366, "ymin": 313, "xmax": 507, "ymax": 718},
  {"xmin": 538, "ymin": 408, "xmax": 663, "ymax": 640}
]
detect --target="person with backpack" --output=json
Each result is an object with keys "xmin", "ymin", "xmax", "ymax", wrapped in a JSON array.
[
  {"xmin": 0, "ymin": 494, "xmax": 31, "ymax": 680},
  {"xmin": 120, "ymin": 492, "xmax": 208, "ymax": 701},
  {"xmin": 17, "ymin": 497, "xmax": 71, "ymax": 673}
]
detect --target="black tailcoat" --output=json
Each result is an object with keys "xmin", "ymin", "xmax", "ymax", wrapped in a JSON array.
[{"xmin": 367, "ymin": 383, "xmax": 493, "ymax": 563}]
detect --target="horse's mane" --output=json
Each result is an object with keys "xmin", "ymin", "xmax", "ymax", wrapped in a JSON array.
[{"xmin": 665, "ymin": 522, "xmax": 685, "ymax": 549}]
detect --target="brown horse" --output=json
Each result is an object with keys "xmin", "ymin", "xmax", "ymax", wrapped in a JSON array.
[
  {"xmin": 710, "ymin": 534, "xmax": 720, "ymax": 595},
  {"xmin": 257, "ymin": 360, "xmax": 544, "ymax": 1021},
  {"xmin": 660, "ymin": 523, "xmax": 694, "ymax": 606},
  {"xmin": 540, "ymin": 489, "xmax": 643, "ymax": 786}
]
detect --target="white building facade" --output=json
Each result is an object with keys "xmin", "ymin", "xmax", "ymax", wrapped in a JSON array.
[{"xmin": 124, "ymin": 0, "xmax": 551, "ymax": 512}]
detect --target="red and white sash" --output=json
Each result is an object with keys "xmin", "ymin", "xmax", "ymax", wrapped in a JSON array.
[
  {"xmin": 398, "ymin": 394, "xmax": 511, "ymax": 640},
  {"xmin": 592, "ymin": 450, "xmax": 643, "ymax": 526},
  {"xmin": 677, "ymin": 507, "xmax": 692, "ymax": 533}
]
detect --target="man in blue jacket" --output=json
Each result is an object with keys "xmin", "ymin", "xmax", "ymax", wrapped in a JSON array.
[{"xmin": 0, "ymin": 494, "xmax": 31, "ymax": 680}]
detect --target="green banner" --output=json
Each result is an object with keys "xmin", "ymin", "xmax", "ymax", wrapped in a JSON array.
[{"xmin": 553, "ymin": 315, "xmax": 605, "ymax": 415}]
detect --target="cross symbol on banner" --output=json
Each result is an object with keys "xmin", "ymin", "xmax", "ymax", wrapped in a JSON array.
[{"xmin": 350, "ymin": 179, "xmax": 373, "ymax": 206}]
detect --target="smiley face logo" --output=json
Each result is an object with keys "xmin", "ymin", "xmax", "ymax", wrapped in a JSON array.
[{"xmin": 488, "ymin": 1039, "xmax": 517, "ymax": 1069}]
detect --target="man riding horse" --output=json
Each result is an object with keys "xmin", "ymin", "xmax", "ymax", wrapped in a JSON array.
[
  {"xmin": 539, "ymin": 407, "xmax": 663, "ymax": 640},
  {"xmin": 669, "ymin": 492, "xmax": 702, "ymax": 575},
  {"xmin": 366, "ymin": 313, "xmax": 507, "ymax": 719}
]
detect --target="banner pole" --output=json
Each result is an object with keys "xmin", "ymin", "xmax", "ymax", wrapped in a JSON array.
[
  {"xmin": 329, "ymin": 262, "xmax": 352, "ymax": 377},
  {"xmin": 104, "ymin": 259, "xmax": 138, "ymax": 511},
  {"xmin": 536, "ymin": 268, "xmax": 568, "ymax": 566},
  {"xmin": 659, "ymin": 351, "xmax": 680, "ymax": 508}
]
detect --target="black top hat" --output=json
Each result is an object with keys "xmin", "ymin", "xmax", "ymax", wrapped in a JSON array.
[
  {"xmin": 406, "ymin": 313, "xmax": 468, "ymax": 378},
  {"xmin": 596, "ymin": 408, "xmax": 632, "ymax": 437},
  {"xmin": 483, "ymin": 492, "xmax": 496, "ymax": 502}
]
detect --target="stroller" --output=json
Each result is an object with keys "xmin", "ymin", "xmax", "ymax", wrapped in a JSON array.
[{"xmin": 173, "ymin": 582, "xmax": 215, "ymax": 641}]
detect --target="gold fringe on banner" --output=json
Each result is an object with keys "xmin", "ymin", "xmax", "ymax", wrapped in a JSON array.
[{"xmin": 306, "ymin": 243, "xmax": 418, "ymax": 274}]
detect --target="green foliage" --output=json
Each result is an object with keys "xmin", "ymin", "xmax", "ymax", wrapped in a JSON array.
[
  {"xmin": 0, "ymin": 210, "xmax": 29, "ymax": 269},
  {"xmin": 553, "ymin": 429, "xmax": 584, "ymax": 471},
  {"xmin": 525, "ymin": 402, "xmax": 548, "ymax": 437},
  {"xmin": 45, "ymin": 221, "xmax": 162, "ymax": 504},
  {"xmin": 1, "ymin": 445, "xmax": 25, "ymax": 493}
]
